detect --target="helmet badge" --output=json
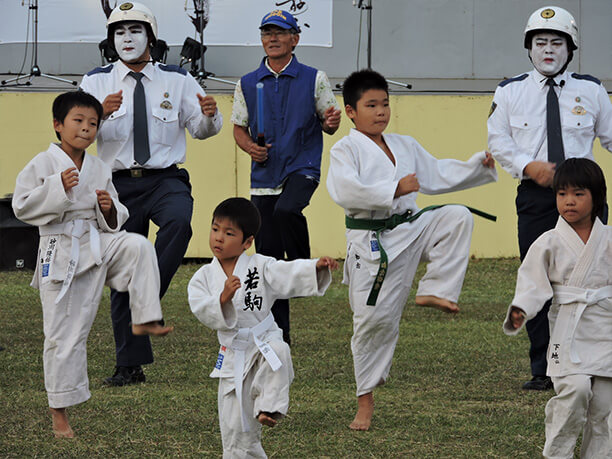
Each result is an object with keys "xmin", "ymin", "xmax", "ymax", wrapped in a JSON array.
[
  {"xmin": 541, "ymin": 8, "xmax": 555, "ymax": 19},
  {"xmin": 120, "ymin": 3, "xmax": 134, "ymax": 11}
]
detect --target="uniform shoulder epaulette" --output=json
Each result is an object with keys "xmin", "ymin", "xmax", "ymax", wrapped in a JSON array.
[
  {"xmin": 498, "ymin": 73, "xmax": 529, "ymax": 87},
  {"xmin": 158, "ymin": 64, "xmax": 187, "ymax": 76},
  {"xmin": 571, "ymin": 73, "xmax": 601, "ymax": 85},
  {"xmin": 85, "ymin": 64, "xmax": 114, "ymax": 76}
]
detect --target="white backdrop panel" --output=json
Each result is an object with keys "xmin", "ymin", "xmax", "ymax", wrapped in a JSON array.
[{"xmin": 0, "ymin": 0, "xmax": 332, "ymax": 47}]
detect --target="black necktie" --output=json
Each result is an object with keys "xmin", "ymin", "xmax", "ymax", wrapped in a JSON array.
[
  {"xmin": 546, "ymin": 78, "xmax": 564, "ymax": 165},
  {"xmin": 129, "ymin": 72, "xmax": 151, "ymax": 165}
]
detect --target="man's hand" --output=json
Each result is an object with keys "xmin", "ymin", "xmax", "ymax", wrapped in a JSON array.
[
  {"xmin": 220, "ymin": 275, "xmax": 241, "ymax": 304},
  {"xmin": 198, "ymin": 94, "xmax": 217, "ymax": 117},
  {"xmin": 61, "ymin": 167, "xmax": 79, "ymax": 192},
  {"xmin": 102, "ymin": 90, "xmax": 123, "ymax": 119},
  {"xmin": 482, "ymin": 151, "xmax": 495, "ymax": 169},
  {"xmin": 509, "ymin": 306, "xmax": 526, "ymax": 330},
  {"xmin": 524, "ymin": 161, "xmax": 556, "ymax": 187},
  {"xmin": 395, "ymin": 173, "xmax": 420, "ymax": 197},
  {"xmin": 316, "ymin": 256, "xmax": 338, "ymax": 272},
  {"xmin": 322, "ymin": 106, "xmax": 341, "ymax": 134},
  {"xmin": 248, "ymin": 142, "xmax": 271, "ymax": 163}
]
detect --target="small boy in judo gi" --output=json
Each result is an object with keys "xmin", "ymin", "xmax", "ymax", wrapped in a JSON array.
[
  {"xmin": 12, "ymin": 91, "xmax": 173, "ymax": 438},
  {"xmin": 504, "ymin": 158, "xmax": 612, "ymax": 458},
  {"xmin": 326, "ymin": 69, "xmax": 498, "ymax": 430},
  {"xmin": 188, "ymin": 197, "xmax": 337, "ymax": 458}
]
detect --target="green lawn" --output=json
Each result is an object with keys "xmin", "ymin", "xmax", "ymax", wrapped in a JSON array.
[{"xmin": 0, "ymin": 258, "xmax": 554, "ymax": 458}]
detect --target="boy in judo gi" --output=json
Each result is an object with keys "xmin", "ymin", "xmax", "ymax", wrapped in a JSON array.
[
  {"xmin": 188, "ymin": 197, "xmax": 337, "ymax": 458},
  {"xmin": 504, "ymin": 158, "xmax": 612, "ymax": 458},
  {"xmin": 12, "ymin": 91, "xmax": 173, "ymax": 438},
  {"xmin": 326, "ymin": 69, "xmax": 498, "ymax": 430}
]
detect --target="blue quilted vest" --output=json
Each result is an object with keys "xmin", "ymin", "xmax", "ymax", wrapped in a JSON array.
[{"xmin": 241, "ymin": 56, "xmax": 323, "ymax": 188}]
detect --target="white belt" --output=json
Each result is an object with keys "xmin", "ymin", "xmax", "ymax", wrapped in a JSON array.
[
  {"xmin": 222, "ymin": 313, "xmax": 282, "ymax": 432},
  {"xmin": 553, "ymin": 285, "xmax": 612, "ymax": 364},
  {"xmin": 40, "ymin": 219, "xmax": 102, "ymax": 304}
]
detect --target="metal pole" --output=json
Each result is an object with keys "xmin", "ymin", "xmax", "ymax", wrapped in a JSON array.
[{"xmin": 366, "ymin": 0, "xmax": 372, "ymax": 69}]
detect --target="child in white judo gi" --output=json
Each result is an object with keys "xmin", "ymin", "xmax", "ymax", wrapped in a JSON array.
[
  {"xmin": 326, "ymin": 69, "xmax": 498, "ymax": 430},
  {"xmin": 504, "ymin": 158, "xmax": 612, "ymax": 458},
  {"xmin": 188, "ymin": 197, "xmax": 337, "ymax": 458},
  {"xmin": 12, "ymin": 91, "xmax": 173, "ymax": 438}
]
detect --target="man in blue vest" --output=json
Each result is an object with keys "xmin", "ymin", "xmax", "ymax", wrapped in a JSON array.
[{"xmin": 231, "ymin": 9, "xmax": 341, "ymax": 345}]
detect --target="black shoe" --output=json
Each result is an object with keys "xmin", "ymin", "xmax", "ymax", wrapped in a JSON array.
[
  {"xmin": 103, "ymin": 366, "xmax": 146, "ymax": 387},
  {"xmin": 522, "ymin": 376, "xmax": 553, "ymax": 391}
]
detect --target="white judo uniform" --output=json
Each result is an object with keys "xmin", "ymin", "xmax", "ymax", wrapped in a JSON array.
[
  {"xmin": 503, "ymin": 217, "xmax": 612, "ymax": 459},
  {"xmin": 188, "ymin": 252, "xmax": 331, "ymax": 459},
  {"xmin": 13, "ymin": 143, "xmax": 163, "ymax": 409},
  {"xmin": 327, "ymin": 129, "xmax": 498, "ymax": 396}
]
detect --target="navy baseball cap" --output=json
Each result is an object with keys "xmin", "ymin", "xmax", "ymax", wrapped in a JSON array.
[{"xmin": 260, "ymin": 10, "xmax": 301, "ymax": 33}]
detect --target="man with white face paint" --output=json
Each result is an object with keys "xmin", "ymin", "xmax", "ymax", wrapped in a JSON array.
[
  {"xmin": 488, "ymin": 5, "xmax": 612, "ymax": 391},
  {"xmin": 81, "ymin": 1, "xmax": 223, "ymax": 386}
]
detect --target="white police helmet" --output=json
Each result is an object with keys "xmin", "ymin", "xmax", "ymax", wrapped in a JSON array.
[
  {"xmin": 524, "ymin": 6, "xmax": 578, "ymax": 50},
  {"xmin": 107, "ymin": 2, "xmax": 158, "ymax": 45}
]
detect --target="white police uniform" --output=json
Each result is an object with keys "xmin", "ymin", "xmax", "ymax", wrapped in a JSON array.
[
  {"xmin": 488, "ymin": 69, "xmax": 612, "ymax": 179},
  {"xmin": 80, "ymin": 60, "xmax": 222, "ymax": 171}
]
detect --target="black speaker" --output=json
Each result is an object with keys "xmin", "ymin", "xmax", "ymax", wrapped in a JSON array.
[{"xmin": 0, "ymin": 197, "xmax": 39, "ymax": 271}]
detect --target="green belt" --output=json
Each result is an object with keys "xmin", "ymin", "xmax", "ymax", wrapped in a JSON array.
[{"xmin": 345, "ymin": 204, "xmax": 497, "ymax": 306}]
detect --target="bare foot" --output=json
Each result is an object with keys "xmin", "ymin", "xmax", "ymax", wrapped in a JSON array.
[
  {"xmin": 50, "ymin": 408, "xmax": 74, "ymax": 438},
  {"xmin": 257, "ymin": 411, "xmax": 279, "ymax": 427},
  {"xmin": 349, "ymin": 392, "xmax": 374, "ymax": 431},
  {"xmin": 132, "ymin": 321, "xmax": 174, "ymax": 336},
  {"xmin": 415, "ymin": 295, "xmax": 459, "ymax": 313}
]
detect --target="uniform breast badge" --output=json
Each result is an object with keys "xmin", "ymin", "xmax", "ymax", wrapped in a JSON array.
[
  {"xmin": 160, "ymin": 100, "xmax": 173, "ymax": 110},
  {"xmin": 571, "ymin": 105, "xmax": 586, "ymax": 115}
]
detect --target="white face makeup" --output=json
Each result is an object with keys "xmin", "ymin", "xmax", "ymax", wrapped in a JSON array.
[
  {"xmin": 530, "ymin": 32, "xmax": 569, "ymax": 76},
  {"xmin": 114, "ymin": 22, "xmax": 149, "ymax": 63}
]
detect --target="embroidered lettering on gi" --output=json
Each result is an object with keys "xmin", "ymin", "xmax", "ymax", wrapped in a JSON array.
[
  {"xmin": 244, "ymin": 291, "xmax": 263, "ymax": 311},
  {"xmin": 244, "ymin": 267, "xmax": 260, "ymax": 290},
  {"xmin": 215, "ymin": 345, "xmax": 226, "ymax": 369},
  {"xmin": 551, "ymin": 344, "xmax": 560, "ymax": 364}
]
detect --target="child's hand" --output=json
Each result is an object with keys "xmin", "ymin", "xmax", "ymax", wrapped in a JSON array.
[
  {"xmin": 102, "ymin": 90, "xmax": 123, "ymax": 119},
  {"xmin": 395, "ymin": 173, "xmax": 419, "ymax": 197},
  {"xmin": 509, "ymin": 306, "xmax": 526, "ymax": 329},
  {"xmin": 482, "ymin": 151, "xmax": 495, "ymax": 169},
  {"xmin": 316, "ymin": 256, "xmax": 338, "ymax": 271},
  {"xmin": 220, "ymin": 275, "xmax": 241, "ymax": 304},
  {"xmin": 96, "ymin": 190, "xmax": 113, "ymax": 213},
  {"xmin": 61, "ymin": 167, "xmax": 79, "ymax": 192}
]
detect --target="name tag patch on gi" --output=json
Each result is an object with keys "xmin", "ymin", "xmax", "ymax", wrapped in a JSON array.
[
  {"xmin": 41, "ymin": 237, "xmax": 58, "ymax": 281},
  {"xmin": 551, "ymin": 343, "xmax": 561, "ymax": 365},
  {"xmin": 215, "ymin": 345, "xmax": 226, "ymax": 370},
  {"xmin": 370, "ymin": 238, "xmax": 380, "ymax": 252}
]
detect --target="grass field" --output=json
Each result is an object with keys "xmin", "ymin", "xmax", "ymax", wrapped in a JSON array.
[{"xmin": 0, "ymin": 258, "xmax": 555, "ymax": 458}]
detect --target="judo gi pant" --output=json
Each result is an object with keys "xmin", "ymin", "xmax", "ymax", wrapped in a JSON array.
[
  {"xmin": 110, "ymin": 166, "xmax": 193, "ymax": 367},
  {"xmin": 218, "ymin": 340, "xmax": 294, "ymax": 459},
  {"xmin": 544, "ymin": 374, "xmax": 612, "ymax": 459},
  {"xmin": 251, "ymin": 173, "xmax": 318, "ymax": 345},
  {"xmin": 346, "ymin": 206, "xmax": 473, "ymax": 396},
  {"xmin": 40, "ymin": 232, "xmax": 162, "ymax": 408}
]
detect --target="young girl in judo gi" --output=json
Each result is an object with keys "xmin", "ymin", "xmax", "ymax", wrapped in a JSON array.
[
  {"xmin": 326, "ymin": 69, "xmax": 497, "ymax": 431},
  {"xmin": 12, "ymin": 91, "xmax": 173, "ymax": 438},
  {"xmin": 188, "ymin": 198, "xmax": 337, "ymax": 458},
  {"xmin": 504, "ymin": 158, "xmax": 612, "ymax": 458}
]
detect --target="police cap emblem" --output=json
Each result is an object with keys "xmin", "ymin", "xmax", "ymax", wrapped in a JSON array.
[
  {"xmin": 541, "ymin": 8, "xmax": 555, "ymax": 19},
  {"xmin": 120, "ymin": 3, "xmax": 134, "ymax": 11}
]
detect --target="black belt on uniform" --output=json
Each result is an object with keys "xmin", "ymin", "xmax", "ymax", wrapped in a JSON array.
[{"xmin": 112, "ymin": 164, "xmax": 178, "ymax": 178}]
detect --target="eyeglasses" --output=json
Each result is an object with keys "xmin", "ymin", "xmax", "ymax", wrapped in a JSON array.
[{"xmin": 260, "ymin": 30, "xmax": 293, "ymax": 39}]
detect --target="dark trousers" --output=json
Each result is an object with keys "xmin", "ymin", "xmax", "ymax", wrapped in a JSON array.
[
  {"xmin": 110, "ymin": 167, "xmax": 193, "ymax": 367},
  {"xmin": 251, "ymin": 173, "xmax": 318, "ymax": 344}
]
